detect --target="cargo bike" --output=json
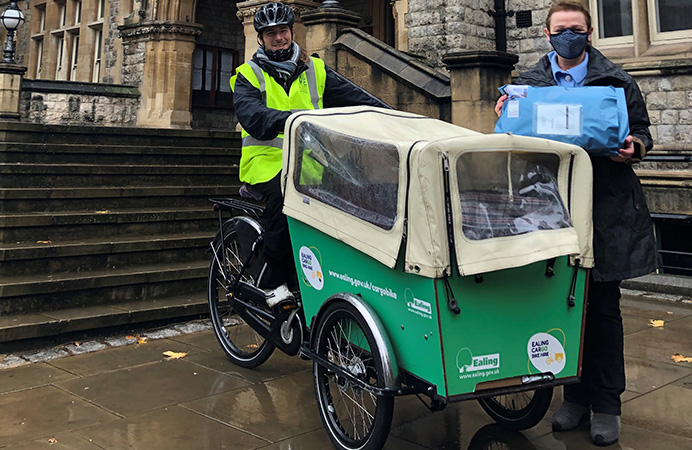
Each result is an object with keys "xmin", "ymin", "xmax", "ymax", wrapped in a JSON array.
[{"xmin": 208, "ymin": 106, "xmax": 594, "ymax": 450}]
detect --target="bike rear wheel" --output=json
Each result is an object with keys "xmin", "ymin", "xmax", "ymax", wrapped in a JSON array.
[{"xmin": 208, "ymin": 218, "xmax": 274, "ymax": 368}]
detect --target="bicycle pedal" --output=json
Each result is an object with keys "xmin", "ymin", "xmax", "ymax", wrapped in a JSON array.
[{"xmin": 277, "ymin": 301, "xmax": 298, "ymax": 311}]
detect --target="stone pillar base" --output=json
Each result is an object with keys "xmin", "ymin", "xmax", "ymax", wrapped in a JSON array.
[
  {"xmin": 302, "ymin": 7, "xmax": 361, "ymax": 68},
  {"xmin": 0, "ymin": 63, "xmax": 27, "ymax": 121},
  {"xmin": 443, "ymin": 51, "xmax": 518, "ymax": 133},
  {"xmin": 120, "ymin": 21, "xmax": 202, "ymax": 129}
]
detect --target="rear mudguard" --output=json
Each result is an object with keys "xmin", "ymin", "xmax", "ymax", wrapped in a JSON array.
[{"xmin": 210, "ymin": 216, "xmax": 262, "ymax": 250}]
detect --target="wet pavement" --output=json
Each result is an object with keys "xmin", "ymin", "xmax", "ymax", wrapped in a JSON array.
[{"xmin": 1, "ymin": 291, "xmax": 691, "ymax": 450}]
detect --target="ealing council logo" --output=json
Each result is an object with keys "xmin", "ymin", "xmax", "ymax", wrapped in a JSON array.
[{"xmin": 456, "ymin": 348, "xmax": 500, "ymax": 374}]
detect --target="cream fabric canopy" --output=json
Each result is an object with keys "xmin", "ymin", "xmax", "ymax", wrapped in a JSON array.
[{"xmin": 282, "ymin": 106, "xmax": 593, "ymax": 278}]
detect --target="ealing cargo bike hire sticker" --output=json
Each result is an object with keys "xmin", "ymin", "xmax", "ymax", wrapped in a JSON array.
[
  {"xmin": 527, "ymin": 330, "xmax": 566, "ymax": 375},
  {"xmin": 299, "ymin": 246, "xmax": 324, "ymax": 291}
]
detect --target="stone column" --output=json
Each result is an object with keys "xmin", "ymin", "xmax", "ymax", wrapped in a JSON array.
[
  {"xmin": 119, "ymin": 21, "xmax": 202, "ymax": 129},
  {"xmin": 301, "ymin": 7, "xmax": 360, "ymax": 68},
  {"xmin": 392, "ymin": 0, "xmax": 409, "ymax": 53},
  {"xmin": 236, "ymin": 0, "xmax": 321, "ymax": 64},
  {"xmin": 0, "ymin": 63, "xmax": 27, "ymax": 121},
  {"xmin": 443, "ymin": 51, "xmax": 518, "ymax": 133}
]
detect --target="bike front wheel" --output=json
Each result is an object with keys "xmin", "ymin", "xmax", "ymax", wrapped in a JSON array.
[
  {"xmin": 313, "ymin": 301, "xmax": 394, "ymax": 450},
  {"xmin": 208, "ymin": 218, "xmax": 274, "ymax": 368}
]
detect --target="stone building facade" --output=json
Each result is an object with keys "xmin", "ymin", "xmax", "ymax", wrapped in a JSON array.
[
  {"xmin": 2, "ymin": 0, "xmax": 690, "ymax": 272},
  {"xmin": 399, "ymin": 0, "xmax": 692, "ymax": 155},
  {"xmin": 4, "ymin": 0, "xmax": 690, "ymax": 142},
  {"xmin": 405, "ymin": 0, "xmax": 496, "ymax": 68}
]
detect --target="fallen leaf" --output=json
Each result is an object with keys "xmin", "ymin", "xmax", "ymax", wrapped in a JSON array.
[
  {"xmin": 163, "ymin": 351, "xmax": 187, "ymax": 360},
  {"xmin": 671, "ymin": 353, "xmax": 692, "ymax": 363},
  {"xmin": 136, "ymin": 335, "xmax": 147, "ymax": 344},
  {"xmin": 48, "ymin": 437, "xmax": 58, "ymax": 444},
  {"xmin": 96, "ymin": 210, "xmax": 109, "ymax": 214},
  {"xmin": 74, "ymin": 341, "xmax": 82, "ymax": 346},
  {"xmin": 649, "ymin": 319, "xmax": 665, "ymax": 328},
  {"xmin": 126, "ymin": 335, "xmax": 135, "ymax": 340},
  {"xmin": 36, "ymin": 240, "xmax": 52, "ymax": 244}
]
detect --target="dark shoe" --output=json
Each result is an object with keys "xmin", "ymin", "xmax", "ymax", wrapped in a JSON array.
[
  {"xmin": 590, "ymin": 413, "xmax": 620, "ymax": 446},
  {"xmin": 551, "ymin": 401, "xmax": 590, "ymax": 431}
]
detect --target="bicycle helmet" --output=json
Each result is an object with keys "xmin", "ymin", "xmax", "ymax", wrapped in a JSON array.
[{"xmin": 254, "ymin": 2, "xmax": 295, "ymax": 34}]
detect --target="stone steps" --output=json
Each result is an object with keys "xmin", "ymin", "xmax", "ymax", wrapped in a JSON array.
[
  {"xmin": 0, "ymin": 123, "xmax": 240, "ymax": 344},
  {"xmin": 0, "ymin": 185, "xmax": 239, "ymax": 213},
  {"xmin": 635, "ymin": 166, "xmax": 692, "ymax": 214},
  {"xmin": 635, "ymin": 169, "xmax": 692, "ymax": 182},
  {"xmin": 0, "ymin": 208, "xmax": 217, "ymax": 242},
  {"xmin": 0, "ymin": 143, "xmax": 240, "ymax": 165},
  {"xmin": 0, "ymin": 233, "xmax": 212, "ymax": 276},
  {"xmin": 0, "ymin": 261, "xmax": 207, "ymax": 314},
  {"xmin": 0, "ymin": 121, "xmax": 240, "ymax": 147},
  {"xmin": 0, "ymin": 292, "xmax": 208, "ymax": 342},
  {"xmin": 0, "ymin": 163, "xmax": 238, "ymax": 188}
]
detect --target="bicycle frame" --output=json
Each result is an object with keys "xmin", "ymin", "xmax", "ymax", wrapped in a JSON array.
[{"xmin": 209, "ymin": 197, "xmax": 305, "ymax": 356}]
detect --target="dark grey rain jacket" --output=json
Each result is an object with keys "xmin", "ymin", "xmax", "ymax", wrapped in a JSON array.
[{"xmin": 516, "ymin": 46, "xmax": 658, "ymax": 281}]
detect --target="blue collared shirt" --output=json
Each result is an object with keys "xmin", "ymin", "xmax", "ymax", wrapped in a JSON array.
[{"xmin": 548, "ymin": 51, "xmax": 589, "ymax": 87}]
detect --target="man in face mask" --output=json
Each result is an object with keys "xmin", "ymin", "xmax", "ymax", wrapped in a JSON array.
[
  {"xmin": 495, "ymin": 0, "xmax": 656, "ymax": 447},
  {"xmin": 230, "ymin": 2, "xmax": 384, "ymax": 308}
]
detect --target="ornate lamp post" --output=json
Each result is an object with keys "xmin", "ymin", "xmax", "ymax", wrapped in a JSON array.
[{"xmin": 1, "ymin": 0, "xmax": 25, "ymax": 64}]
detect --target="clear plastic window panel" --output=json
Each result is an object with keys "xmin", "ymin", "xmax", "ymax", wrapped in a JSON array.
[
  {"xmin": 294, "ymin": 122, "xmax": 400, "ymax": 230},
  {"xmin": 456, "ymin": 152, "xmax": 572, "ymax": 241}
]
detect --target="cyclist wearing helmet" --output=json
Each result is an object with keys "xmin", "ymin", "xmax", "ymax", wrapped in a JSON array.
[{"xmin": 231, "ymin": 1, "xmax": 382, "ymax": 307}]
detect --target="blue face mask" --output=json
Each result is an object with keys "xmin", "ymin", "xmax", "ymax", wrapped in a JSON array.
[{"xmin": 550, "ymin": 28, "xmax": 589, "ymax": 60}]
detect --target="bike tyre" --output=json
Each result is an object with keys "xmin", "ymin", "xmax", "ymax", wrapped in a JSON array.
[
  {"xmin": 208, "ymin": 220, "xmax": 274, "ymax": 368},
  {"xmin": 313, "ymin": 301, "xmax": 394, "ymax": 450},
  {"xmin": 477, "ymin": 387, "xmax": 553, "ymax": 431}
]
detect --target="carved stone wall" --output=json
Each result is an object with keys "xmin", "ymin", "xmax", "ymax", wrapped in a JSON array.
[
  {"xmin": 501, "ymin": 0, "xmax": 551, "ymax": 72},
  {"xmin": 20, "ymin": 80, "xmax": 140, "ymax": 126},
  {"xmin": 405, "ymin": 0, "xmax": 495, "ymax": 69},
  {"xmin": 102, "ymin": 0, "xmax": 124, "ymax": 84},
  {"xmin": 195, "ymin": 0, "xmax": 244, "ymax": 50},
  {"xmin": 119, "ymin": 22, "xmax": 202, "ymax": 128},
  {"xmin": 637, "ymin": 73, "xmax": 692, "ymax": 149}
]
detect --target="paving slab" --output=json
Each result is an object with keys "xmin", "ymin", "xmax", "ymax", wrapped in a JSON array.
[
  {"xmin": 181, "ymin": 372, "xmax": 323, "ymax": 443},
  {"xmin": 54, "ymin": 359, "xmax": 250, "ymax": 416},
  {"xmin": 0, "ymin": 362, "xmax": 77, "ymax": 395},
  {"xmin": 76, "ymin": 406, "xmax": 268, "ymax": 450},
  {"xmin": 49, "ymin": 338, "xmax": 210, "ymax": 377},
  {"xmin": 621, "ymin": 373, "xmax": 692, "ymax": 440},
  {"xmin": 0, "ymin": 294, "xmax": 691, "ymax": 449},
  {"xmin": 0, "ymin": 386, "xmax": 119, "ymax": 447},
  {"xmin": 1, "ymin": 432, "xmax": 104, "ymax": 449}
]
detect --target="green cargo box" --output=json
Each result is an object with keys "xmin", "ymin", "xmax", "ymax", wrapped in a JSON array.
[{"xmin": 289, "ymin": 217, "xmax": 587, "ymax": 399}]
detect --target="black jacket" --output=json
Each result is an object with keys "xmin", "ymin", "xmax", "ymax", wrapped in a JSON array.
[
  {"xmin": 516, "ymin": 47, "xmax": 658, "ymax": 281},
  {"xmin": 233, "ymin": 54, "xmax": 384, "ymax": 141}
]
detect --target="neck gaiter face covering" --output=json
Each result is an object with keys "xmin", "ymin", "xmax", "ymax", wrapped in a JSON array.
[{"xmin": 550, "ymin": 28, "xmax": 589, "ymax": 60}]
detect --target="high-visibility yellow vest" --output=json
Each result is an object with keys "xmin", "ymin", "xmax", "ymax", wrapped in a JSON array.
[{"xmin": 230, "ymin": 57, "xmax": 326, "ymax": 185}]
